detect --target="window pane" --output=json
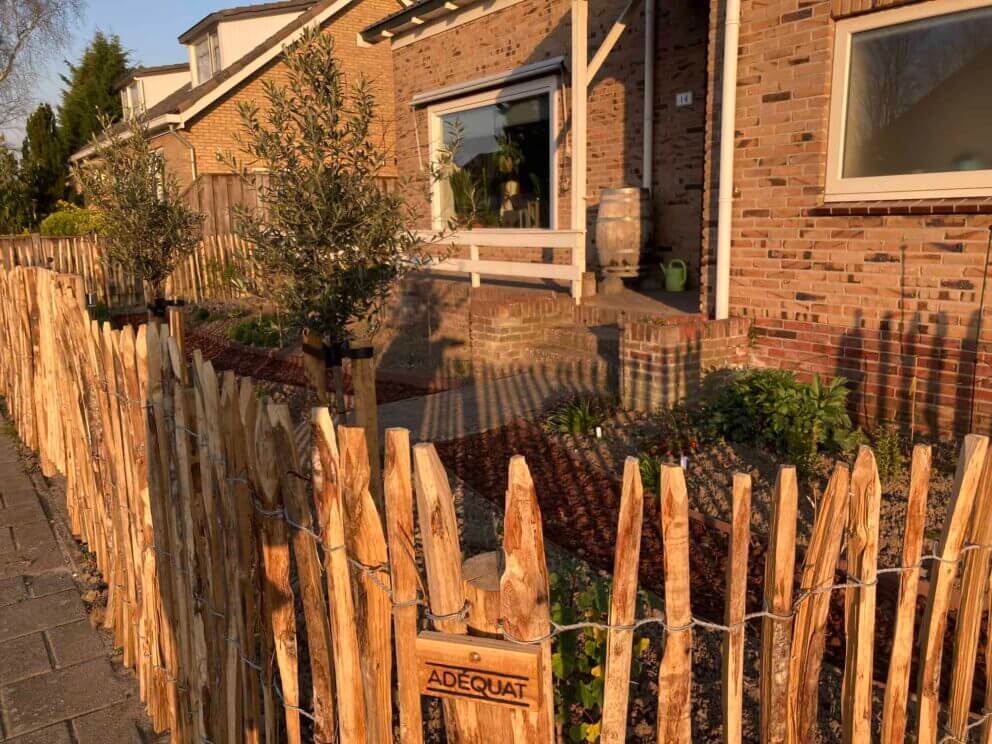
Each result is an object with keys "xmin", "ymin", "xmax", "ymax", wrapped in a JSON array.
[
  {"xmin": 843, "ymin": 6, "xmax": 992, "ymax": 178},
  {"xmin": 211, "ymin": 33, "xmax": 222, "ymax": 75},
  {"xmin": 196, "ymin": 39, "xmax": 213, "ymax": 83},
  {"xmin": 439, "ymin": 93, "xmax": 551, "ymax": 228}
]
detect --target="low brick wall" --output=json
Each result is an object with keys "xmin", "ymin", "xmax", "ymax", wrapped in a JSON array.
[
  {"xmin": 621, "ymin": 317, "xmax": 753, "ymax": 411},
  {"xmin": 469, "ymin": 292, "xmax": 573, "ymax": 365}
]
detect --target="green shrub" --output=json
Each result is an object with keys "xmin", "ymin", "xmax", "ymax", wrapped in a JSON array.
[
  {"xmin": 544, "ymin": 395, "xmax": 615, "ymax": 436},
  {"xmin": 550, "ymin": 560, "xmax": 653, "ymax": 742},
  {"xmin": 88, "ymin": 302, "xmax": 111, "ymax": 325},
  {"xmin": 192, "ymin": 307, "xmax": 211, "ymax": 323},
  {"xmin": 38, "ymin": 203, "xmax": 107, "ymax": 237},
  {"xmin": 708, "ymin": 369, "xmax": 857, "ymax": 474},
  {"xmin": 229, "ymin": 315, "xmax": 283, "ymax": 349},
  {"xmin": 872, "ymin": 425, "xmax": 907, "ymax": 486}
]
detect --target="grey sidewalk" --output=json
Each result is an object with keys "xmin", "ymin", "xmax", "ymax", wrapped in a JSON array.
[{"xmin": 0, "ymin": 423, "xmax": 158, "ymax": 743}]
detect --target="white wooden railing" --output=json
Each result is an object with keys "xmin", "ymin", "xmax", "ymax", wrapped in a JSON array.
[{"xmin": 418, "ymin": 229, "xmax": 587, "ymax": 301}]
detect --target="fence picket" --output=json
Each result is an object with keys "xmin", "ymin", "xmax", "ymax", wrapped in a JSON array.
[
  {"xmin": 313, "ymin": 409, "xmax": 368, "ymax": 744},
  {"xmin": 842, "ymin": 447, "xmax": 882, "ymax": 744},
  {"xmin": 272, "ymin": 404, "xmax": 338, "ymax": 743},
  {"xmin": 501, "ymin": 455, "xmax": 555, "ymax": 744},
  {"xmin": 253, "ymin": 403, "xmax": 301, "ymax": 744},
  {"xmin": 760, "ymin": 466, "xmax": 798, "ymax": 744},
  {"xmin": 723, "ymin": 473, "xmax": 751, "ymax": 744},
  {"xmin": 384, "ymin": 428, "xmax": 424, "ymax": 744},
  {"xmin": 788, "ymin": 463, "xmax": 850, "ymax": 740},
  {"xmin": 947, "ymin": 447, "xmax": 992, "ymax": 739},
  {"xmin": 657, "ymin": 465, "xmax": 692, "ymax": 743},
  {"xmin": 917, "ymin": 434, "xmax": 989, "ymax": 743},
  {"xmin": 338, "ymin": 426, "xmax": 393, "ymax": 744},
  {"xmin": 880, "ymin": 444, "xmax": 931, "ymax": 744},
  {"xmin": 601, "ymin": 457, "xmax": 645, "ymax": 744}
]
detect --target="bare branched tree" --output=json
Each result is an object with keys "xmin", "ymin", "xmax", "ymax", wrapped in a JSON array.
[{"xmin": 0, "ymin": 0, "xmax": 83, "ymax": 131}]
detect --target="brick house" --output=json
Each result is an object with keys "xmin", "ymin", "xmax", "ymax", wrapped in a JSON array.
[
  {"xmin": 71, "ymin": 0, "xmax": 402, "ymax": 231},
  {"xmin": 362, "ymin": 0, "xmax": 992, "ymax": 437}
]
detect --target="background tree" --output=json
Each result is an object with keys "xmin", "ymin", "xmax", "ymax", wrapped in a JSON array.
[
  {"xmin": 74, "ymin": 115, "xmax": 204, "ymax": 309},
  {"xmin": 0, "ymin": 0, "xmax": 83, "ymax": 132},
  {"xmin": 59, "ymin": 31, "xmax": 128, "ymax": 156},
  {"xmin": 21, "ymin": 103, "xmax": 66, "ymax": 221},
  {"xmin": 0, "ymin": 141, "xmax": 31, "ymax": 233}
]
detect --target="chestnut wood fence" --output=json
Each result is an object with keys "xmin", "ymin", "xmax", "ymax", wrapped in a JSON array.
[
  {"xmin": 0, "ymin": 234, "xmax": 256, "ymax": 307},
  {"xmin": 2, "ymin": 263, "xmax": 992, "ymax": 743}
]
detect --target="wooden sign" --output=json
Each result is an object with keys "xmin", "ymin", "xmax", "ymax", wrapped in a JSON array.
[{"xmin": 416, "ymin": 631, "xmax": 542, "ymax": 710}]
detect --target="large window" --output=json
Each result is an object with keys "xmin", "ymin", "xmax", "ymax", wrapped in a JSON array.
[
  {"xmin": 827, "ymin": 0, "xmax": 992, "ymax": 200},
  {"xmin": 431, "ymin": 78, "xmax": 555, "ymax": 229}
]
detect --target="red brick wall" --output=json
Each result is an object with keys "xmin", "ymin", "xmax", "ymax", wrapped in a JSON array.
[
  {"xmin": 704, "ymin": 0, "xmax": 992, "ymax": 438},
  {"xmin": 389, "ymin": 0, "xmax": 709, "ymax": 287},
  {"xmin": 621, "ymin": 316, "xmax": 752, "ymax": 411}
]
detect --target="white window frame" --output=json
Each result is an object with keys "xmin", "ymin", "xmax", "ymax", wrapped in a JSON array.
[
  {"xmin": 193, "ymin": 31, "xmax": 221, "ymax": 86},
  {"xmin": 428, "ymin": 75, "xmax": 559, "ymax": 230},
  {"xmin": 826, "ymin": 0, "xmax": 992, "ymax": 201}
]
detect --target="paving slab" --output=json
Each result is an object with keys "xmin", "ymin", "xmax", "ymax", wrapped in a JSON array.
[
  {"xmin": 0, "ymin": 502, "xmax": 46, "ymax": 529},
  {"xmin": 71, "ymin": 699, "xmax": 153, "ymax": 744},
  {"xmin": 4, "ymin": 722, "xmax": 73, "ymax": 743},
  {"xmin": 25, "ymin": 571, "xmax": 74, "ymax": 599},
  {"xmin": 0, "ymin": 489, "xmax": 42, "ymax": 509},
  {"xmin": 0, "ymin": 522, "xmax": 63, "ymax": 579},
  {"xmin": 46, "ymin": 621, "xmax": 105, "ymax": 668},
  {"xmin": 0, "ymin": 577, "xmax": 24, "ymax": 608},
  {"xmin": 0, "ymin": 657, "xmax": 132, "ymax": 738},
  {"xmin": 0, "ymin": 590, "xmax": 85, "ymax": 643},
  {"xmin": 0, "ymin": 633, "xmax": 51, "ymax": 685}
]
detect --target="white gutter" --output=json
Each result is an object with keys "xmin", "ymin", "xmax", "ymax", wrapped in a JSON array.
[
  {"xmin": 571, "ymin": 0, "xmax": 589, "ymax": 302},
  {"xmin": 714, "ymin": 0, "xmax": 741, "ymax": 320},
  {"xmin": 68, "ymin": 114, "xmax": 181, "ymax": 162},
  {"xmin": 643, "ymin": 0, "xmax": 656, "ymax": 190}
]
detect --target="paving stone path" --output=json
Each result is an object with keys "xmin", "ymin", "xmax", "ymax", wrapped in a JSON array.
[{"xmin": 0, "ymin": 422, "xmax": 160, "ymax": 743}]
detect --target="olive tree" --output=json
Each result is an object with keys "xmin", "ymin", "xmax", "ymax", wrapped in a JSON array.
[
  {"xmin": 221, "ymin": 26, "xmax": 455, "ymax": 359},
  {"xmin": 74, "ymin": 114, "xmax": 204, "ymax": 311}
]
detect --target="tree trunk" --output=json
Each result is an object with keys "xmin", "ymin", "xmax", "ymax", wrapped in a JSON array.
[{"xmin": 350, "ymin": 341, "xmax": 383, "ymax": 510}]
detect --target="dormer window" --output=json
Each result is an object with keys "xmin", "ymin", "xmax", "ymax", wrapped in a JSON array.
[
  {"xmin": 194, "ymin": 31, "xmax": 221, "ymax": 84},
  {"xmin": 121, "ymin": 81, "xmax": 143, "ymax": 118}
]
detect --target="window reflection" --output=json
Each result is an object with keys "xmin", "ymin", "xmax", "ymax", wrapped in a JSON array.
[
  {"xmin": 843, "ymin": 6, "xmax": 992, "ymax": 178},
  {"xmin": 439, "ymin": 94, "xmax": 551, "ymax": 228}
]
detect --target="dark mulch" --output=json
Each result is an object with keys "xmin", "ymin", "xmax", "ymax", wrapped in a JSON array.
[{"xmin": 434, "ymin": 419, "xmax": 982, "ymax": 711}]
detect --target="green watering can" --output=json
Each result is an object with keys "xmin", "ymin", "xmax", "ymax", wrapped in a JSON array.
[{"xmin": 659, "ymin": 259, "xmax": 688, "ymax": 292}]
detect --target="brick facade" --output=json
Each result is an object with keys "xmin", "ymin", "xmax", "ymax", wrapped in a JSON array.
[
  {"xmin": 389, "ymin": 0, "xmax": 709, "ymax": 286},
  {"xmin": 702, "ymin": 0, "xmax": 992, "ymax": 438},
  {"xmin": 620, "ymin": 316, "xmax": 752, "ymax": 411},
  {"xmin": 152, "ymin": 0, "xmax": 399, "ymax": 191}
]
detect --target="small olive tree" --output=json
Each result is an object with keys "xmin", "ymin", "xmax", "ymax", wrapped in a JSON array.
[
  {"xmin": 74, "ymin": 114, "xmax": 204, "ymax": 308},
  {"xmin": 221, "ymin": 26, "xmax": 453, "ymax": 353}
]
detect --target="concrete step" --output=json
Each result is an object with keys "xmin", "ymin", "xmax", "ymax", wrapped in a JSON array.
[{"xmin": 542, "ymin": 324, "xmax": 620, "ymax": 357}]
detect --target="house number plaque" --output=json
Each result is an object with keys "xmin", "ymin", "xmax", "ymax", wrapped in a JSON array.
[{"xmin": 416, "ymin": 631, "xmax": 542, "ymax": 710}]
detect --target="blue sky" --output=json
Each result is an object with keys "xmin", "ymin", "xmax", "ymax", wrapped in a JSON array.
[{"xmin": 8, "ymin": 0, "xmax": 218, "ymax": 143}]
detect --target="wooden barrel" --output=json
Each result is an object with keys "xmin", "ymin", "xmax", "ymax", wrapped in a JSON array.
[{"xmin": 594, "ymin": 187, "xmax": 652, "ymax": 278}]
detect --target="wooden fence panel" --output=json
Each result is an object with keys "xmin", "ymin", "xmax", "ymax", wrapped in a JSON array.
[{"xmin": 9, "ymin": 262, "xmax": 992, "ymax": 744}]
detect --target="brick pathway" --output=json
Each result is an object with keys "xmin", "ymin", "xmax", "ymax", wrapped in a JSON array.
[{"xmin": 0, "ymin": 423, "xmax": 160, "ymax": 743}]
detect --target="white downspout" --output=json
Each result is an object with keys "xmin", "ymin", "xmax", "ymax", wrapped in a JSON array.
[
  {"xmin": 714, "ymin": 0, "xmax": 741, "ymax": 320},
  {"xmin": 571, "ymin": 0, "xmax": 588, "ymax": 303},
  {"xmin": 642, "ymin": 0, "xmax": 656, "ymax": 190}
]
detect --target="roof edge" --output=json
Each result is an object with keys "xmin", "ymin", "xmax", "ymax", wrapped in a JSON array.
[{"xmin": 178, "ymin": 0, "xmax": 316, "ymax": 44}]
